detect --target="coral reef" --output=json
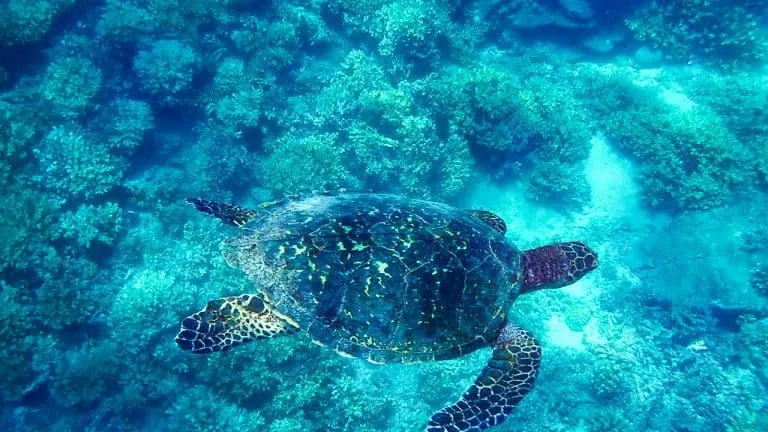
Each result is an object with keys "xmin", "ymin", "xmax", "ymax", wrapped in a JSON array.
[
  {"xmin": 133, "ymin": 39, "xmax": 200, "ymax": 106},
  {"xmin": 2, "ymin": 1, "xmax": 768, "ymax": 431},
  {"xmin": 626, "ymin": 0, "xmax": 767, "ymax": 69},
  {"xmin": 0, "ymin": 0, "xmax": 75, "ymax": 46},
  {"xmin": 577, "ymin": 66, "xmax": 753, "ymax": 210},
  {"xmin": 40, "ymin": 57, "xmax": 103, "ymax": 120},
  {"xmin": 34, "ymin": 124, "xmax": 126, "ymax": 202}
]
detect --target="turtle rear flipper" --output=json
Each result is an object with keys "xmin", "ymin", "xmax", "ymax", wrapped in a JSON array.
[
  {"xmin": 426, "ymin": 325, "xmax": 540, "ymax": 431},
  {"xmin": 175, "ymin": 294, "xmax": 299, "ymax": 354}
]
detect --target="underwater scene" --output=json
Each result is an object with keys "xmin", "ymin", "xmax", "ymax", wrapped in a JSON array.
[{"xmin": 1, "ymin": 0, "xmax": 768, "ymax": 431}]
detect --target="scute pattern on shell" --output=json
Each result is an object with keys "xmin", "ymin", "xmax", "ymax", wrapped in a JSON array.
[{"xmin": 222, "ymin": 193, "xmax": 522, "ymax": 363}]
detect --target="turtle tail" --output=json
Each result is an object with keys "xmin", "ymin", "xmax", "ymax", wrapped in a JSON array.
[{"xmin": 520, "ymin": 241, "xmax": 598, "ymax": 293}]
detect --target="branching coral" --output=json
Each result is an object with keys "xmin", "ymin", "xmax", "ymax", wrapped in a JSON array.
[
  {"xmin": 96, "ymin": 0, "xmax": 157, "ymax": 43},
  {"xmin": 56, "ymin": 202, "xmax": 125, "ymax": 249},
  {"xmin": 0, "ymin": 282, "xmax": 58, "ymax": 402},
  {"xmin": 0, "ymin": 95, "xmax": 44, "ymax": 188},
  {"xmin": 263, "ymin": 132, "xmax": 361, "ymax": 194},
  {"xmin": 418, "ymin": 60, "xmax": 592, "ymax": 204},
  {"xmin": 230, "ymin": 16, "xmax": 302, "ymax": 71},
  {"xmin": 751, "ymin": 263, "xmax": 768, "ymax": 298},
  {"xmin": 40, "ymin": 57, "xmax": 103, "ymax": 120},
  {"xmin": 205, "ymin": 57, "xmax": 265, "ymax": 136},
  {"xmin": 370, "ymin": 0, "xmax": 451, "ymax": 67},
  {"xmin": 626, "ymin": 0, "xmax": 767, "ymax": 69},
  {"xmin": 164, "ymin": 384, "xmax": 266, "ymax": 432},
  {"xmin": 577, "ymin": 67, "xmax": 752, "ymax": 210},
  {"xmin": 109, "ymin": 268, "xmax": 200, "ymax": 353},
  {"xmin": 97, "ymin": 99, "xmax": 154, "ymax": 155},
  {"xmin": 685, "ymin": 71, "xmax": 768, "ymax": 188},
  {"xmin": 48, "ymin": 340, "xmax": 123, "ymax": 407},
  {"xmin": 34, "ymin": 124, "xmax": 126, "ymax": 202},
  {"xmin": 133, "ymin": 39, "xmax": 199, "ymax": 105},
  {"xmin": 273, "ymin": 49, "xmax": 473, "ymax": 199},
  {"xmin": 0, "ymin": 0, "xmax": 76, "ymax": 46},
  {"xmin": 36, "ymin": 257, "xmax": 108, "ymax": 330}
]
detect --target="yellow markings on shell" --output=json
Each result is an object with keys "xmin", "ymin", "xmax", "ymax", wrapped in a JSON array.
[
  {"xmin": 375, "ymin": 261, "xmax": 390, "ymax": 277},
  {"xmin": 258, "ymin": 200, "xmax": 281, "ymax": 208},
  {"xmin": 292, "ymin": 244, "xmax": 307, "ymax": 255},
  {"xmin": 367, "ymin": 356, "xmax": 385, "ymax": 365},
  {"xmin": 335, "ymin": 349, "xmax": 355, "ymax": 359},
  {"xmin": 401, "ymin": 236, "xmax": 413, "ymax": 248}
]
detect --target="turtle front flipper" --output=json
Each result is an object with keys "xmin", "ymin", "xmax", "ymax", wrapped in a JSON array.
[
  {"xmin": 175, "ymin": 294, "xmax": 300, "ymax": 354},
  {"xmin": 426, "ymin": 325, "xmax": 541, "ymax": 432},
  {"xmin": 185, "ymin": 198, "xmax": 259, "ymax": 227}
]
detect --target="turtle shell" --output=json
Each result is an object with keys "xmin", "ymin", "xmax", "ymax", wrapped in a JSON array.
[{"xmin": 222, "ymin": 193, "xmax": 522, "ymax": 363}]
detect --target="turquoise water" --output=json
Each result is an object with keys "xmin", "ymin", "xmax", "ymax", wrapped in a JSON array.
[{"xmin": 1, "ymin": 0, "xmax": 767, "ymax": 430}]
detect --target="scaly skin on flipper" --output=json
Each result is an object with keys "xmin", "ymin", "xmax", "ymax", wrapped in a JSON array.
[
  {"xmin": 426, "ymin": 325, "xmax": 540, "ymax": 432},
  {"xmin": 175, "ymin": 294, "xmax": 299, "ymax": 354}
]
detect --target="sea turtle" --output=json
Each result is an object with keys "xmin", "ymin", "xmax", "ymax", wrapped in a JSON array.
[{"xmin": 176, "ymin": 193, "xmax": 598, "ymax": 431}]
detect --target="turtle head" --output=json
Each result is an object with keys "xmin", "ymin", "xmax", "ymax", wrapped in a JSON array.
[{"xmin": 520, "ymin": 241, "xmax": 598, "ymax": 294}]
